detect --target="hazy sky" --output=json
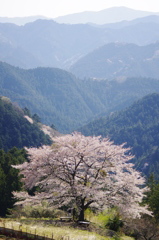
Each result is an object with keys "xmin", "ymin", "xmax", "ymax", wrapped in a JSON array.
[{"xmin": 1, "ymin": 0, "xmax": 159, "ymax": 18}]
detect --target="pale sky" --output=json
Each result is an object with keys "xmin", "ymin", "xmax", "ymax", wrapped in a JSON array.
[{"xmin": 1, "ymin": 0, "xmax": 159, "ymax": 18}]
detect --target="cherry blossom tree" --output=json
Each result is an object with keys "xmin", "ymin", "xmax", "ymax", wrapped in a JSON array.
[{"xmin": 13, "ymin": 132, "xmax": 151, "ymax": 221}]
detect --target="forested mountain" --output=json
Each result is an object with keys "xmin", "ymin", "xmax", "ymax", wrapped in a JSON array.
[
  {"xmin": 0, "ymin": 61, "xmax": 159, "ymax": 132},
  {"xmin": 70, "ymin": 42, "xmax": 159, "ymax": 79},
  {"xmin": 1, "ymin": 18, "xmax": 159, "ymax": 69},
  {"xmin": 0, "ymin": 62, "xmax": 106, "ymax": 132},
  {"xmin": 0, "ymin": 96, "xmax": 52, "ymax": 151},
  {"xmin": 0, "ymin": 20, "xmax": 105, "ymax": 69},
  {"xmin": 79, "ymin": 93, "xmax": 159, "ymax": 177}
]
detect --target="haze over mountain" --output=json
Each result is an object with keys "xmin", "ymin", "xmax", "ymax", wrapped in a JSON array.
[
  {"xmin": 70, "ymin": 42, "xmax": 159, "ymax": 79},
  {"xmin": 1, "ymin": 7, "xmax": 159, "ymax": 26},
  {"xmin": 55, "ymin": 7, "xmax": 159, "ymax": 25},
  {"xmin": 1, "ymin": 17, "xmax": 159, "ymax": 70}
]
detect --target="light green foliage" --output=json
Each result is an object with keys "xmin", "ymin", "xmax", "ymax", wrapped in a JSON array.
[
  {"xmin": 90, "ymin": 209, "xmax": 117, "ymax": 228},
  {"xmin": 106, "ymin": 213, "xmax": 123, "ymax": 232}
]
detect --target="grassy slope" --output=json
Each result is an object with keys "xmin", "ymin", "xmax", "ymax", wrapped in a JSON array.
[{"xmin": 0, "ymin": 219, "xmax": 134, "ymax": 240}]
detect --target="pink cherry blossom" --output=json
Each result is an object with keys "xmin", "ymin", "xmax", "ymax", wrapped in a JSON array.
[{"xmin": 13, "ymin": 132, "xmax": 151, "ymax": 221}]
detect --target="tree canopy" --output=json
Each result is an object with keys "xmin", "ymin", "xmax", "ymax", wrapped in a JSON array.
[{"xmin": 14, "ymin": 133, "xmax": 150, "ymax": 221}]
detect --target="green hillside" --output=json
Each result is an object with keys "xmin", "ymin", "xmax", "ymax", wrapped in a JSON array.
[
  {"xmin": 80, "ymin": 93, "xmax": 159, "ymax": 177},
  {"xmin": 0, "ymin": 96, "xmax": 51, "ymax": 151},
  {"xmin": 0, "ymin": 62, "xmax": 106, "ymax": 132},
  {"xmin": 0, "ymin": 61, "xmax": 159, "ymax": 132}
]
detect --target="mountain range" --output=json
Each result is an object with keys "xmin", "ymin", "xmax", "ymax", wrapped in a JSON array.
[
  {"xmin": 0, "ymin": 61, "xmax": 159, "ymax": 133},
  {"xmin": 1, "ymin": 15, "xmax": 159, "ymax": 70},
  {"xmin": 1, "ymin": 7, "xmax": 159, "ymax": 25},
  {"xmin": 55, "ymin": 7, "xmax": 159, "ymax": 25}
]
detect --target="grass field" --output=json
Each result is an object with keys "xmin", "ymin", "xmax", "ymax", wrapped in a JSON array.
[{"xmin": 0, "ymin": 219, "xmax": 134, "ymax": 240}]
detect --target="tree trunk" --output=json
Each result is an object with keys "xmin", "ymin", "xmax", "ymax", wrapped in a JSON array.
[
  {"xmin": 78, "ymin": 198, "xmax": 94, "ymax": 221},
  {"xmin": 79, "ymin": 208, "xmax": 85, "ymax": 221},
  {"xmin": 78, "ymin": 198, "xmax": 85, "ymax": 221}
]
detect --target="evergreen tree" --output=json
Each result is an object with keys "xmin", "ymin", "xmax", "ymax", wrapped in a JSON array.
[{"xmin": 0, "ymin": 148, "xmax": 27, "ymax": 216}]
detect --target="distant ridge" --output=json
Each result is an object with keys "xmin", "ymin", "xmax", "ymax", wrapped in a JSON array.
[
  {"xmin": 1, "ymin": 7, "xmax": 159, "ymax": 26},
  {"xmin": 0, "ymin": 15, "xmax": 48, "ymax": 25},
  {"xmin": 55, "ymin": 6, "xmax": 159, "ymax": 25}
]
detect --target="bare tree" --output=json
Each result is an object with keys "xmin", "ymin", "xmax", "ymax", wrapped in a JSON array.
[{"xmin": 13, "ymin": 132, "xmax": 150, "ymax": 221}]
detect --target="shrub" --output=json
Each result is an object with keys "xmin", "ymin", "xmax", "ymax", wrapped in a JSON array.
[
  {"xmin": 105, "ymin": 213, "xmax": 123, "ymax": 232},
  {"xmin": 9, "ymin": 203, "xmax": 61, "ymax": 219}
]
